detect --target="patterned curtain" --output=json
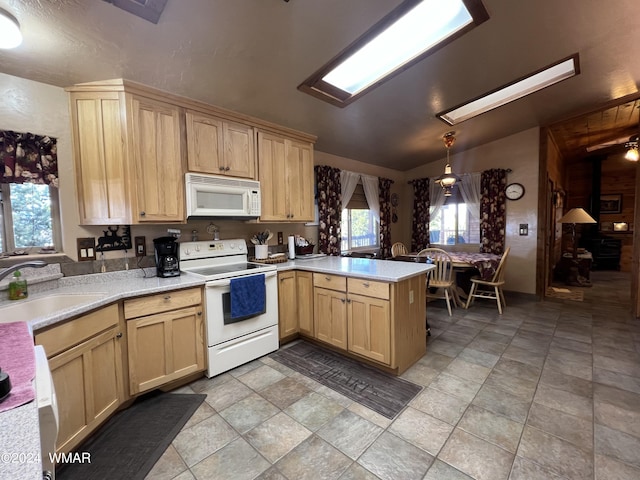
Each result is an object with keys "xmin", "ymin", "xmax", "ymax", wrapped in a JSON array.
[
  {"xmin": 410, "ymin": 178, "xmax": 430, "ymax": 252},
  {"xmin": 378, "ymin": 177, "xmax": 393, "ymax": 258},
  {"xmin": 315, "ymin": 165, "xmax": 342, "ymax": 255},
  {"xmin": 480, "ymin": 168, "xmax": 507, "ymax": 254},
  {"xmin": 0, "ymin": 130, "xmax": 58, "ymax": 187}
]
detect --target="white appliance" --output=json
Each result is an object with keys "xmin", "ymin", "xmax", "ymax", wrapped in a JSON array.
[
  {"xmin": 186, "ymin": 173, "xmax": 261, "ymax": 218},
  {"xmin": 35, "ymin": 345, "xmax": 58, "ymax": 480},
  {"xmin": 180, "ymin": 239, "xmax": 279, "ymax": 377}
]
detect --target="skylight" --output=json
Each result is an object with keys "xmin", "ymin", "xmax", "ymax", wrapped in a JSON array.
[
  {"xmin": 437, "ymin": 55, "xmax": 580, "ymax": 125},
  {"xmin": 299, "ymin": 0, "xmax": 489, "ymax": 107}
]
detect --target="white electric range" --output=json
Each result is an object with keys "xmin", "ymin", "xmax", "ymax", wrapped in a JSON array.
[{"xmin": 180, "ymin": 239, "xmax": 279, "ymax": 377}]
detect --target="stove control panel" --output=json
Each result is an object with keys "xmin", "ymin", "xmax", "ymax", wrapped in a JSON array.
[{"xmin": 180, "ymin": 239, "xmax": 248, "ymax": 259}]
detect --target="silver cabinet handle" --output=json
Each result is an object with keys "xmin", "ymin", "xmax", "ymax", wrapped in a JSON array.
[
  {"xmin": 116, "ymin": 332, "xmax": 123, "ymax": 338},
  {"xmin": 362, "ymin": 282, "xmax": 370, "ymax": 288},
  {"xmin": 341, "ymin": 298, "xmax": 346, "ymax": 303},
  {"xmin": 325, "ymin": 276, "xmax": 331, "ymax": 281},
  {"xmin": 140, "ymin": 211, "xmax": 146, "ymax": 216},
  {"xmin": 164, "ymin": 295, "xmax": 171, "ymax": 300},
  {"xmin": 197, "ymin": 311, "xmax": 202, "ymax": 316}
]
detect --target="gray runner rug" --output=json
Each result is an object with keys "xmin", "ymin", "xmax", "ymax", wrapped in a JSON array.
[
  {"xmin": 58, "ymin": 391, "xmax": 205, "ymax": 480},
  {"xmin": 270, "ymin": 341, "xmax": 422, "ymax": 419}
]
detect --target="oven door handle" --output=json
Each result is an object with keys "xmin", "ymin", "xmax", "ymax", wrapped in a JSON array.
[{"xmin": 205, "ymin": 270, "xmax": 277, "ymax": 288}]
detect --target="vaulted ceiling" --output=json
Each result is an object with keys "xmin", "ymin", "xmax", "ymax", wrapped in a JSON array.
[{"xmin": 1, "ymin": 0, "xmax": 640, "ymax": 170}]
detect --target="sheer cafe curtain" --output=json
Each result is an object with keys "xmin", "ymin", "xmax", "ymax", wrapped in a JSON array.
[
  {"xmin": 428, "ymin": 178, "xmax": 446, "ymax": 221},
  {"xmin": 341, "ymin": 170, "xmax": 380, "ymax": 222},
  {"xmin": 458, "ymin": 172, "xmax": 481, "ymax": 220},
  {"xmin": 340, "ymin": 170, "xmax": 360, "ymax": 209}
]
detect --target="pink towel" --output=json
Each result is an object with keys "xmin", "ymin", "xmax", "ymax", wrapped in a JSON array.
[{"xmin": 0, "ymin": 321, "xmax": 36, "ymax": 413}]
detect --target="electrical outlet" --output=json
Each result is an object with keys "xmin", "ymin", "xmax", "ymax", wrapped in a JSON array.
[
  {"xmin": 135, "ymin": 236, "xmax": 146, "ymax": 257},
  {"xmin": 77, "ymin": 237, "xmax": 96, "ymax": 262}
]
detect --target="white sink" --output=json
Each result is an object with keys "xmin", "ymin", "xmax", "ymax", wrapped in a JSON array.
[{"xmin": 0, "ymin": 293, "xmax": 107, "ymax": 323}]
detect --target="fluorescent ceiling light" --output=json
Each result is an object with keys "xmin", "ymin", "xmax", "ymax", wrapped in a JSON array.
[
  {"xmin": 438, "ymin": 55, "xmax": 580, "ymax": 125},
  {"xmin": 299, "ymin": 0, "xmax": 489, "ymax": 107},
  {"xmin": 323, "ymin": 0, "xmax": 473, "ymax": 95},
  {"xmin": 0, "ymin": 8, "xmax": 22, "ymax": 49}
]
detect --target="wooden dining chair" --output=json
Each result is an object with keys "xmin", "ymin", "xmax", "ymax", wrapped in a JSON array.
[
  {"xmin": 465, "ymin": 247, "xmax": 511, "ymax": 314},
  {"xmin": 417, "ymin": 247, "xmax": 456, "ymax": 316},
  {"xmin": 391, "ymin": 242, "xmax": 408, "ymax": 258}
]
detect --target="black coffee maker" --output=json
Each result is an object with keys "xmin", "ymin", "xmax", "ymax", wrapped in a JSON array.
[{"xmin": 153, "ymin": 236, "xmax": 180, "ymax": 277}]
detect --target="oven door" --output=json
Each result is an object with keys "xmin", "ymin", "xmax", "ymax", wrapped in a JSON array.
[{"xmin": 204, "ymin": 270, "xmax": 278, "ymax": 345}]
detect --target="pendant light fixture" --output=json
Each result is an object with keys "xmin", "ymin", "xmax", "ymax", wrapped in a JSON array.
[
  {"xmin": 435, "ymin": 131, "xmax": 461, "ymax": 196},
  {"xmin": 0, "ymin": 7, "xmax": 22, "ymax": 49}
]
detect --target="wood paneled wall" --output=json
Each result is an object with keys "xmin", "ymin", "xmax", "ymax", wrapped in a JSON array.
[{"xmin": 565, "ymin": 151, "xmax": 636, "ymax": 272}]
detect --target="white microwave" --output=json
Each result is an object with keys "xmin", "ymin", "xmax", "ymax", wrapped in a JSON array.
[{"xmin": 186, "ymin": 173, "xmax": 261, "ymax": 218}]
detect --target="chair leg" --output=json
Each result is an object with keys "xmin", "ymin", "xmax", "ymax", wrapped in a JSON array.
[
  {"xmin": 495, "ymin": 286, "xmax": 502, "ymax": 314},
  {"xmin": 444, "ymin": 289, "xmax": 452, "ymax": 316},
  {"xmin": 499, "ymin": 288, "xmax": 506, "ymax": 309},
  {"xmin": 465, "ymin": 283, "xmax": 477, "ymax": 309}
]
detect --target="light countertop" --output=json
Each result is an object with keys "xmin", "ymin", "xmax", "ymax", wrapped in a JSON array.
[{"xmin": 275, "ymin": 256, "xmax": 434, "ymax": 282}]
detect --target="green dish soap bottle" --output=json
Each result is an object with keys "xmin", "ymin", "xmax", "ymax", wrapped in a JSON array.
[{"xmin": 8, "ymin": 270, "xmax": 28, "ymax": 300}]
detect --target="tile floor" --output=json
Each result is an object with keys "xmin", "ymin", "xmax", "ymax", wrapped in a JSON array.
[{"xmin": 146, "ymin": 270, "xmax": 640, "ymax": 480}]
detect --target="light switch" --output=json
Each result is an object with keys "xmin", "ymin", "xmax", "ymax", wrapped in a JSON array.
[
  {"xmin": 519, "ymin": 224, "xmax": 529, "ymax": 236},
  {"xmin": 77, "ymin": 237, "xmax": 96, "ymax": 261}
]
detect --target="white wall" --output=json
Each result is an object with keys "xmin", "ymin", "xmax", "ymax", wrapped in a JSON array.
[{"xmin": 405, "ymin": 128, "xmax": 540, "ymax": 294}]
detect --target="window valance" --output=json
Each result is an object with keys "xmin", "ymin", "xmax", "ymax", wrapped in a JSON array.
[{"xmin": 0, "ymin": 130, "xmax": 58, "ymax": 187}]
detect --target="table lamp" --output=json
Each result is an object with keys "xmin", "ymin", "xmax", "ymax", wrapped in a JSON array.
[{"xmin": 557, "ymin": 207, "xmax": 597, "ymax": 259}]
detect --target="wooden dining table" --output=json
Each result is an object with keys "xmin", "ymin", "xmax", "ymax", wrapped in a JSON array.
[{"xmin": 392, "ymin": 251, "xmax": 502, "ymax": 307}]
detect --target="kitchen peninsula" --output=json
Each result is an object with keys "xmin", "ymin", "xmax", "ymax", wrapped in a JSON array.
[{"xmin": 275, "ymin": 256, "xmax": 433, "ymax": 375}]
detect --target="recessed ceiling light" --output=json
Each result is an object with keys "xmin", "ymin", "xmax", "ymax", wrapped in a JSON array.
[
  {"xmin": 437, "ymin": 54, "xmax": 580, "ymax": 125},
  {"xmin": 0, "ymin": 7, "xmax": 22, "ymax": 49}
]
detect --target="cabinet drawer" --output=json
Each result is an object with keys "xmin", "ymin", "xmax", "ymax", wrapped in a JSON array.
[
  {"xmin": 124, "ymin": 288, "xmax": 202, "ymax": 319},
  {"xmin": 347, "ymin": 278, "xmax": 390, "ymax": 300},
  {"xmin": 313, "ymin": 273, "xmax": 346, "ymax": 291},
  {"xmin": 35, "ymin": 303, "xmax": 119, "ymax": 358}
]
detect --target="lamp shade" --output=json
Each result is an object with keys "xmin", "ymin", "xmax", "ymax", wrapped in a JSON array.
[{"xmin": 557, "ymin": 207, "xmax": 596, "ymax": 224}]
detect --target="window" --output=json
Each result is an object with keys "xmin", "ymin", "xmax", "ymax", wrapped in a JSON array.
[
  {"xmin": 0, "ymin": 183, "xmax": 61, "ymax": 253},
  {"xmin": 341, "ymin": 182, "xmax": 379, "ymax": 251},
  {"xmin": 429, "ymin": 193, "xmax": 480, "ymax": 245},
  {"xmin": 299, "ymin": 0, "xmax": 489, "ymax": 107},
  {"xmin": 341, "ymin": 209, "xmax": 379, "ymax": 252}
]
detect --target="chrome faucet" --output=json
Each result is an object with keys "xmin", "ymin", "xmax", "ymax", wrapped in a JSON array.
[{"xmin": 0, "ymin": 261, "xmax": 47, "ymax": 282}]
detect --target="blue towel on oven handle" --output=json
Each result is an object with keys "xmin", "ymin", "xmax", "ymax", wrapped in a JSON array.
[{"xmin": 230, "ymin": 273, "xmax": 266, "ymax": 320}]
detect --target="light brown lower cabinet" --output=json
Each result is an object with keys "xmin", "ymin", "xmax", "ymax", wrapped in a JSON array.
[
  {"xmin": 125, "ymin": 288, "xmax": 205, "ymax": 395},
  {"xmin": 313, "ymin": 286, "xmax": 348, "ymax": 350},
  {"xmin": 278, "ymin": 270, "xmax": 315, "ymax": 341},
  {"xmin": 309, "ymin": 272, "xmax": 426, "ymax": 374},
  {"xmin": 278, "ymin": 271, "xmax": 299, "ymax": 339},
  {"xmin": 35, "ymin": 303, "xmax": 124, "ymax": 454}
]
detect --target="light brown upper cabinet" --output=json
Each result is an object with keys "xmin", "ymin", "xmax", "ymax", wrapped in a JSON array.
[
  {"xmin": 258, "ymin": 131, "xmax": 315, "ymax": 222},
  {"xmin": 186, "ymin": 110, "xmax": 256, "ymax": 179},
  {"xmin": 67, "ymin": 80, "xmax": 186, "ymax": 224}
]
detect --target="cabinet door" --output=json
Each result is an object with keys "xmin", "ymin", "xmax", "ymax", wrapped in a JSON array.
[
  {"xmin": 278, "ymin": 271, "xmax": 299, "ymax": 339},
  {"xmin": 347, "ymin": 293, "xmax": 391, "ymax": 365},
  {"xmin": 186, "ymin": 110, "xmax": 224, "ymax": 174},
  {"xmin": 48, "ymin": 327, "xmax": 124, "ymax": 454},
  {"xmin": 127, "ymin": 305, "xmax": 205, "ymax": 395},
  {"xmin": 297, "ymin": 271, "xmax": 314, "ymax": 336},
  {"xmin": 224, "ymin": 121, "xmax": 256, "ymax": 179},
  {"xmin": 257, "ymin": 132, "xmax": 289, "ymax": 221},
  {"xmin": 130, "ymin": 96, "xmax": 185, "ymax": 222},
  {"xmin": 314, "ymin": 287, "xmax": 347, "ymax": 349},
  {"xmin": 286, "ymin": 140, "xmax": 315, "ymax": 222},
  {"xmin": 69, "ymin": 91, "xmax": 132, "ymax": 225}
]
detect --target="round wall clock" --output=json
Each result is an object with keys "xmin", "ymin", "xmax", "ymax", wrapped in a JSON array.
[{"xmin": 505, "ymin": 183, "xmax": 525, "ymax": 200}]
